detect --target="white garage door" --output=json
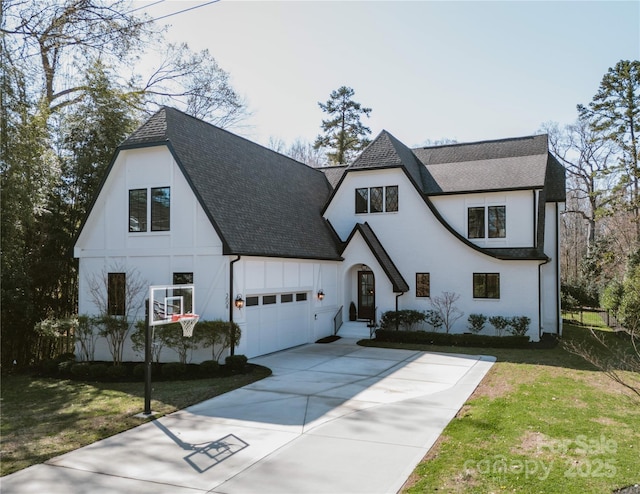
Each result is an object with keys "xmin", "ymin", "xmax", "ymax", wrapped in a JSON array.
[{"xmin": 244, "ymin": 292, "xmax": 310, "ymax": 357}]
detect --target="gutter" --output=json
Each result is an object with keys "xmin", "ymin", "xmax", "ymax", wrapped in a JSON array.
[
  {"xmin": 538, "ymin": 258, "xmax": 550, "ymax": 340},
  {"xmin": 229, "ymin": 255, "xmax": 241, "ymax": 355},
  {"xmin": 394, "ymin": 292, "xmax": 405, "ymax": 331}
]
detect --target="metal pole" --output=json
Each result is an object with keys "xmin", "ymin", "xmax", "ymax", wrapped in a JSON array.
[{"xmin": 144, "ymin": 298, "xmax": 152, "ymax": 415}]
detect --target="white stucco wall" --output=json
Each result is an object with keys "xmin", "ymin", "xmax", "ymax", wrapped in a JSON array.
[{"xmin": 328, "ymin": 168, "xmax": 543, "ymax": 338}]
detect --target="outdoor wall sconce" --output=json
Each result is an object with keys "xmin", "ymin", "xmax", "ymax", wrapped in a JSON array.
[
  {"xmin": 234, "ymin": 295, "xmax": 244, "ymax": 309},
  {"xmin": 317, "ymin": 289, "xmax": 325, "ymax": 301}
]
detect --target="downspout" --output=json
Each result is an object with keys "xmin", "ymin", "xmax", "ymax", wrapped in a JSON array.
[
  {"xmin": 229, "ymin": 255, "xmax": 241, "ymax": 355},
  {"xmin": 395, "ymin": 291, "xmax": 404, "ymax": 331},
  {"xmin": 538, "ymin": 258, "xmax": 550, "ymax": 340},
  {"xmin": 555, "ymin": 203, "xmax": 561, "ymax": 335}
]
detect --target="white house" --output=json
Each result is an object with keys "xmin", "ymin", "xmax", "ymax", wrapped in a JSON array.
[{"xmin": 74, "ymin": 107, "xmax": 566, "ymax": 361}]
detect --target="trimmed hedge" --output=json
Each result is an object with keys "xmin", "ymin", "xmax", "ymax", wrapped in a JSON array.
[{"xmin": 375, "ymin": 329, "xmax": 530, "ymax": 348}]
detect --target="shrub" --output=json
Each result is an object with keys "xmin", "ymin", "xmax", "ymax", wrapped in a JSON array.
[
  {"xmin": 88, "ymin": 363, "xmax": 109, "ymax": 379},
  {"xmin": 489, "ymin": 316, "xmax": 510, "ymax": 337},
  {"xmin": 161, "ymin": 362, "xmax": 187, "ymax": 379},
  {"xmin": 106, "ymin": 365, "xmax": 128, "ymax": 380},
  {"xmin": 70, "ymin": 363, "xmax": 91, "ymax": 378},
  {"xmin": 133, "ymin": 363, "xmax": 146, "ymax": 380},
  {"xmin": 380, "ymin": 310, "xmax": 427, "ymax": 331},
  {"xmin": 40, "ymin": 359, "xmax": 59, "ymax": 376},
  {"xmin": 425, "ymin": 309, "xmax": 444, "ymax": 332},
  {"xmin": 508, "ymin": 316, "xmax": 531, "ymax": 336},
  {"xmin": 225, "ymin": 354, "xmax": 248, "ymax": 372},
  {"xmin": 58, "ymin": 360, "xmax": 75, "ymax": 376},
  {"xmin": 375, "ymin": 329, "xmax": 530, "ymax": 348},
  {"xmin": 467, "ymin": 314, "xmax": 487, "ymax": 334},
  {"xmin": 200, "ymin": 360, "xmax": 220, "ymax": 376}
]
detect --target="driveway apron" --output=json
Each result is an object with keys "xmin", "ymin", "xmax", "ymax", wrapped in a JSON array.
[{"xmin": 1, "ymin": 338, "xmax": 495, "ymax": 494}]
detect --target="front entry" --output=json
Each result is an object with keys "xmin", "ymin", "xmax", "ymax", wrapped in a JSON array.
[{"xmin": 358, "ymin": 271, "xmax": 375, "ymax": 320}]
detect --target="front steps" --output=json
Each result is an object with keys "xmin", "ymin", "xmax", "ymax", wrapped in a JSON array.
[{"xmin": 337, "ymin": 320, "xmax": 374, "ymax": 339}]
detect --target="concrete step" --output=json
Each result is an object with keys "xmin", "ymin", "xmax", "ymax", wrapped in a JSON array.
[{"xmin": 337, "ymin": 321, "xmax": 373, "ymax": 339}]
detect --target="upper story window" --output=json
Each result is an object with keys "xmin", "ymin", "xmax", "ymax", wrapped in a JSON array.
[
  {"xmin": 129, "ymin": 187, "xmax": 170, "ymax": 232},
  {"xmin": 468, "ymin": 205, "xmax": 505, "ymax": 239},
  {"xmin": 355, "ymin": 185, "xmax": 398, "ymax": 213}
]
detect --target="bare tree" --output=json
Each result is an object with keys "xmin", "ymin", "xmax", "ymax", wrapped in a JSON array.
[
  {"xmin": 86, "ymin": 265, "xmax": 146, "ymax": 365},
  {"xmin": 431, "ymin": 291, "xmax": 464, "ymax": 334}
]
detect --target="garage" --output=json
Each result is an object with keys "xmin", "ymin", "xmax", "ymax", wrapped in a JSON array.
[{"xmin": 244, "ymin": 292, "xmax": 311, "ymax": 357}]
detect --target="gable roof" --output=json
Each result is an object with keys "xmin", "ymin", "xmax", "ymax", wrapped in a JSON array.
[
  {"xmin": 120, "ymin": 107, "xmax": 342, "ymax": 260},
  {"xmin": 343, "ymin": 223, "xmax": 410, "ymax": 293},
  {"xmin": 412, "ymin": 134, "xmax": 565, "ymax": 198}
]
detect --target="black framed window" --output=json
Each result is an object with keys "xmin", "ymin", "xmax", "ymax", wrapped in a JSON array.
[
  {"xmin": 473, "ymin": 273, "xmax": 500, "ymax": 299},
  {"xmin": 151, "ymin": 187, "xmax": 170, "ymax": 231},
  {"xmin": 173, "ymin": 272, "xmax": 193, "ymax": 285},
  {"xmin": 246, "ymin": 296, "xmax": 259, "ymax": 307},
  {"xmin": 355, "ymin": 185, "xmax": 399, "ymax": 213},
  {"xmin": 355, "ymin": 188, "xmax": 368, "ymax": 213},
  {"xmin": 129, "ymin": 189, "xmax": 147, "ymax": 232},
  {"xmin": 263, "ymin": 295, "xmax": 277, "ymax": 305},
  {"xmin": 385, "ymin": 186, "xmax": 398, "ymax": 212},
  {"xmin": 467, "ymin": 207, "xmax": 485, "ymax": 239},
  {"xmin": 108, "ymin": 273, "xmax": 126, "ymax": 315},
  {"xmin": 281, "ymin": 294, "xmax": 293, "ymax": 303},
  {"xmin": 488, "ymin": 206, "xmax": 506, "ymax": 238},
  {"xmin": 370, "ymin": 187, "xmax": 384, "ymax": 213},
  {"xmin": 296, "ymin": 293, "xmax": 307, "ymax": 302},
  {"xmin": 416, "ymin": 273, "xmax": 430, "ymax": 297}
]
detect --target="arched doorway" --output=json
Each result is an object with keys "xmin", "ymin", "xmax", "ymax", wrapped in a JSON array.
[{"xmin": 357, "ymin": 269, "xmax": 375, "ymax": 320}]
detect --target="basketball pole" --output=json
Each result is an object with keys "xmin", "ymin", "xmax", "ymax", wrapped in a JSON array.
[{"xmin": 144, "ymin": 298, "xmax": 152, "ymax": 415}]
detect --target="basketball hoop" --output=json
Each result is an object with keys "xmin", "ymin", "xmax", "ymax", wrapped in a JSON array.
[{"xmin": 172, "ymin": 313, "xmax": 200, "ymax": 337}]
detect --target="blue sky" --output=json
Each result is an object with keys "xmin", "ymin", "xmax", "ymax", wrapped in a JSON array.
[{"xmin": 137, "ymin": 1, "xmax": 640, "ymax": 148}]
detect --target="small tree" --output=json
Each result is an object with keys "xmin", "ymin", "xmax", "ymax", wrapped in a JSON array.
[
  {"xmin": 467, "ymin": 314, "xmax": 487, "ymax": 334},
  {"xmin": 197, "ymin": 320, "xmax": 241, "ymax": 362},
  {"xmin": 130, "ymin": 320, "xmax": 167, "ymax": 363},
  {"xmin": 425, "ymin": 310, "xmax": 444, "ymax": 332},
  {"xmin": 75, "ymin": 315, "xmax": 98, "ymax": 362},
  {"xmin": 507, "ymin": 316, "xmax": 531, "ymax": 337},
  {"xmin": 489, "ymin": 316, "xmax": 510, "ymax": 337},
  {"xmin": 157, "ymin": 323, "xmax": 204, "ymax": 364},
  {"xmin": 431, "ymin": 292, "xmax": 464, "ymax": 333},
  {"xmin": 86, "ymin": 265, "xmax": 146, "ymax": 365}
]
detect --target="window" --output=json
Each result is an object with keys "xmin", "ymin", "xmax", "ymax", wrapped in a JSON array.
[
  {"xmin": 385, "ymin": 186, "xmax": 398, "ymax": 212},
  {"xmin": 488, "ymin": 206, "xmax": 506, "ymax": 238},
  {"xmin": 129, "ymin": 187, "xmax": 170, "ymax": 232},
  {"xmin": 356, "ymin": 188, "xmax": 368, "ymax": 213},
  {"xmin": 296, "ymin": 293, "xmax": 307, "ymax": 302},
  {"xmin": 129, "ymin": 189, "xmax": 147, "ymax": 232},
  {"xmin": 173, "ymin": 273, "xmax": 193, "ymax": 285},
  {"xmin": 246, "ymin": 296, "xmax": 259, "ymax": 307},
  {"xmin": 355, "ymin": 186, "xmax": 399, "ymax": 213},
  {"xmin": 108, "ymin": 273, "xmax": 126, "ymax": 315},
  {"xmin": 473, "ymin": 273, "xmax": 500, "ymax": 299},
  {"xmin": 468, "ymin": 206, "xmax": 505, "ymax": 239},
  {"xmin": 263, "ymin": 295, "xmax": 277, "ymax": 305},
  {"xmin": 281, "ymin": 294, "xmax": 293, "ymax": 303},
  {"xmin": 416, "ymin": 273, "xmax": 430, "ymax": 297}
]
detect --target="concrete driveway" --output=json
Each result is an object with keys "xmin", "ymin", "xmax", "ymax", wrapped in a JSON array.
[{"xmin": 1, "ymin": 338, "xmax": 494, "ymax": 494}]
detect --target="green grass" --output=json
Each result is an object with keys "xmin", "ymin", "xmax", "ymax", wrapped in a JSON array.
[
  {"xmin": 385, "ymin": 324, "xmax": 640, "ymax": 493},
  {"xmin": 0, "ymin": 366, "xmax": 271, "ymax": 476},
  {"xmin": 563, "ymin": 310, "xmax": 611, "ymax": 330}
]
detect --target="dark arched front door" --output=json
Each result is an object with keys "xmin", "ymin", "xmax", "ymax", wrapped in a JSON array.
[{"xmin": 358, "ymin": 271, "xmax": 375, "ymax": 320}]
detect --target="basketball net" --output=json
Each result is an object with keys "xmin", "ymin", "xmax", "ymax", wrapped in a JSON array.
[{"xmin": 171, "ymin": 313, "xmax": 200, "ymax": 337}]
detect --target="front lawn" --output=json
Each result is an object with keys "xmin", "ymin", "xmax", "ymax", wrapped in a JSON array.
[
  {"xmin": 0, "ymin": 365, "xmax": 271, "ymax": 476},
  {"xmin": 368, "ymin": 324, "xmax": 639, "ymax": 493}
]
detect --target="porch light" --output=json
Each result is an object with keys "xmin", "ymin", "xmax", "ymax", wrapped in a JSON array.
[
  {"xmin": 234, "ymin": 294, "xmax": 244, "ymax": 309},
  {"xmin": 317, "ymin": 289, "xmax": 325, "ymax": 301}
]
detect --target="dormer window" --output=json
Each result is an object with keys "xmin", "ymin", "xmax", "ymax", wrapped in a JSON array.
[
  {"xmin": 129, "ymin": 187, "xmax": 170, "ymax": 232},
  {"xmin": 355, "ymin": 186, "xmax": 398, "ymax": 214},
  {"xmin": 468, "ymin": 205, "xmax": 505, "ymax": 239}
]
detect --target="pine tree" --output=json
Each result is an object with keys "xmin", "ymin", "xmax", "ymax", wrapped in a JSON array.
[{"xmin": 314, "ymin": 86, "xmax": 372, "ymax": 165}]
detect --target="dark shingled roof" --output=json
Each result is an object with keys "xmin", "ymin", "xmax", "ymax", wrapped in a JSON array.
[
  {"xmin": 318, "ymin": 165, "xmax": 348, "ymax": 189},
  {"xmin": 412, "ymin": 134, "xmax": 558, "ymax": 195},
  {"xmin": 344, "ymin": 223, "xmax": 410, "ymax": 293},
  {"xmin": 121, "ymin": 107, "xmax": 342, "ymax": 260}
]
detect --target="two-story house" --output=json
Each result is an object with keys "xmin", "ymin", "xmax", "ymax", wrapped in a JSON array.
[{"xmin": 74, "ymin": 107, "xmax": 565, "ymax": 360}]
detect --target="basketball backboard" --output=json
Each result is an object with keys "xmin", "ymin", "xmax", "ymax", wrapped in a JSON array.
[{"xmin": 149, "ymin": 284, "xmax": 195, "ymax": 326}]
